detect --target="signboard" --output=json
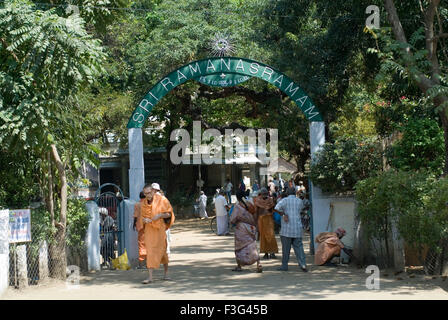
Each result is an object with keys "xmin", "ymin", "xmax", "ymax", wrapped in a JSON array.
[
  {"xmin": 9, "ymin": 209, "xmax": 31, "ymax": 243},
  {"xmin": 195, "ymin": 73, "xmax": 251, "ymax": 87},
  {"xmin": 128, "ymin": 57, "xmax": 324, "ymax": 129}
]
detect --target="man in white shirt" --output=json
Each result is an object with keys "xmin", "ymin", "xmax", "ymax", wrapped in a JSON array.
[
  {"xmin": 214, "ymin": 189, "xmax": 230, "ymax": 235},
  {"xmin": 274, "ymin": 187, "xmax": 308, "ymax": 272}
]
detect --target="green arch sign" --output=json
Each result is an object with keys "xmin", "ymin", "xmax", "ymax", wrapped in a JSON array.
[{"xmin": 127, "ymin": 57, "xmax": 323, "ymax": 128}]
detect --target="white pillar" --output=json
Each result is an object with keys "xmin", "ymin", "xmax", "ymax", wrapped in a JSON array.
[
  {"xmin": 0, "ymin": 209, "xmax": 9, "ymax": 296},
  {"xmin": 38, "ymin": 240, "xmax": 49, "ymax": 281},
  {"xmin": 129, "ymin": 128, "xmax": 145, "ymax": 201},
  {"xmin": 122, "ymin": 199, "xmax": 138, "ymax": 268},
  {"xmin": 17, "ymin": 244, "xmax": 28, "ymax": 288},
  {"xmin": 309, "ymin": 121, "xmax": 330, "ymax": 253},
  {"xmin": 85, "ymin": 201, "xmax": 100, "ymax": 271}
]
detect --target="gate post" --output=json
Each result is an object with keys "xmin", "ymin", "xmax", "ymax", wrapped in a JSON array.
[
  {"xmin": 0, "ymin": 209, "xmax": 9, "ymax": 296},
  {"xmin": 309, "ymin": 121, "xmax": 330, "ymax": 254},
  {"xmin": 85, "ymin": 201, "xmax": 100, "ymax": 271},
  {"xmin": 129, "ymin": 128, "xmax": 145, "ymax": 202}
]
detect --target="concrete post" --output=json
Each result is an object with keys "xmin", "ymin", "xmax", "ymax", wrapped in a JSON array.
[
  {"xmin": 85, "ymin": 201, "xmax": 100, "ymax": 271},
  {"xmin": 391, "ymin": 217, "xmax": 405, "ymax": 272},
  {"xmin": 128, "ymin": 128, "xmax": 145, "ymax": 202},
  {"xmin": 122, "ymin": 199, "xmax": 138, "ymax": 268},
  {"xmin": 0, "ymin": 209, "xmax": 9, "ymax": 297},
  {"xmin": 16, "ymin": 244, "xmax": 28, "ymax": 288},
  {"xmin": 38, "ymin": 240, "xmax": 49, "ymax": 281},
  {"xmin": 309, "ymin": 121, "xmax": 329, "ymax": 252}
]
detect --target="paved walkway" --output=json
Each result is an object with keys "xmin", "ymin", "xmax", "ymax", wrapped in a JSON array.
[{"xmin": 2, "ymin": 218, "xmax": 448, "ymax": 300}]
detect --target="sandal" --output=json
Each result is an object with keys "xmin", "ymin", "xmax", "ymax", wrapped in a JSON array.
[
  {"xmin": 142, "ymin": 279, "xmax": 153, "ymax": 284},
  {"xmin": 163, "ymin": 276, "xmax": 172, "ymax": 281},
  {"xmin": 256, "ymin": 265, "xmax": 263, "ymax": 273},
  {"xmin": 232, "ymin": 267, "xmax": 242, "ymax": 272}
]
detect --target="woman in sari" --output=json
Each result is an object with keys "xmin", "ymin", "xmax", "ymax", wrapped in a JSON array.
[
  {"xmin": 253, "ymin": 188, "xmax": 278, "ymax": 260},
  {"xmin": 229, "ymin": 190, "xmax": 263, "ymax": 273}
]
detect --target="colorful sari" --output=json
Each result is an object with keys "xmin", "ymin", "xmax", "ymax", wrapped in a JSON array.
[
  {"xmin": 229, "ymin": 202, "xmax": 259, "ymax": 266},
  {"xmin": 253, "ymin": 196, "xmax": 278, "ymax": 254}
]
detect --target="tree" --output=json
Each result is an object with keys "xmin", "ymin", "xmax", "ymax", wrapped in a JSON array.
[
  {"xmin": 0, "ymin": 0, "xmax": 105, "ymax": 278},
  {"xmin": 379, "ymin": 0, "xmax": 448, "ymax": 174}
]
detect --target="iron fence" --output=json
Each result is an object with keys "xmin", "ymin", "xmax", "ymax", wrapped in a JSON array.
[{"xmin": 8, "ymin": 222, "xmax": 87, "ymax": 289}]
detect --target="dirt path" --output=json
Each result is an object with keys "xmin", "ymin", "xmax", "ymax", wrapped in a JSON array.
[{"xmin": 2, "ymin": 218, "xmax": 448, "ymax": 300}]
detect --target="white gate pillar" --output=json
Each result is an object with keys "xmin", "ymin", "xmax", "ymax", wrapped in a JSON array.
[
  {"xmin": 0, "ymin": 209, "xmax": 9, "ymax": 297},
  {"xmin": 128, "ymin": 128, "xmax": 145, "ymax": 201},
  {"xmin": 309, "ymin": 121, "xmax": 330, "ymax": 253}
]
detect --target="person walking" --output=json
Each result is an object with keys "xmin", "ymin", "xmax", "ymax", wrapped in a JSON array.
[
  {"xmin": 274, "ymin": 187, "xmax": 308, "ymax": 272},
  {"xmin": 197, "ymin": 191, "xmax": 208, "ymax": 219},
  {"xmin": 225, "ymin": 178, "xmax": 233, "ymax": 204},
  {"xmin": 140, "ymin": 184, "xmax": 175, "ymax": 284},
  {"xmin": 100, "ymin": 208, "xmax": 115, "ymax": 268},
  {"xmin": 253, "ymin": 188, "xmax": 278, "ymax": 260},
  {"xmin": 133, "ymin": 191, "xmax": 147, "ymax": 269},
  {"xmin": 252, "ymin": 180, "xmax": 260, "ymax": 193},
  {"xmin": 229, "ymin": 190, "xmax": 263, "ymax": 273},
  {"xmin": 214, "ymin": 189, "xmax": 230, "ymax": 236},
  {"xmin": 151, "ymin": 183, "xmax": 172, "ymax": 257}
]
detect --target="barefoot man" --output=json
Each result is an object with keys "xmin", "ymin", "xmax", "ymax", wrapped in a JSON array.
[{"xmin": 141, "ymin": 183, "xmax": 175, "ymax": 284}]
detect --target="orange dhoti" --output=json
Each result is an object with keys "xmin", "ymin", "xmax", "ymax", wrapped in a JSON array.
[
  {"xmin": 141, "ymin": 193, "xmax": 175, "ymax": 269},
  {"xmin": 137, "ymin": 229, "xmax": 147, "ymax": 262},
  {"xmin": 258, "ymin": 214, "xmax": 278, "ymax": 253}
]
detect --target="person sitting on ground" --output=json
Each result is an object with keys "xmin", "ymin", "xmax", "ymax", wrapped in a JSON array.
[{"xmin": 314, "ymin": 228, "xmax": 353, "ymax": 266}]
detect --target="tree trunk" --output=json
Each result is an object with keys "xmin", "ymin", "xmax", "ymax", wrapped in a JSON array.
[
  {"xmin": 438, "ymin": 109, "xmax": 448, "ymax": 175},
  {"xmin": 49, "ymin": 144, "xmax": 68, "ymax": 280}
]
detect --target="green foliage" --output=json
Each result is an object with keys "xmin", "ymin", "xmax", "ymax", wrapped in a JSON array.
[
  {"xmin": 387, "ymin": 118, "xmax": 445, "ymax": 174},
  {"xmin": 0, "ymin": 0, "xmax": 105, "ymax": 213},
  {"xmin": 0, "ymin": 151, "xmax": 41, "ymax": 209},
  {"xmin": 355, "ymin": 170, "xmax": 448, "ymax": 251},
  {"xmin": 65, "ymin": 198, "xmax": 90, "ymax": 249},
  {"xmin": 309, "ymin": 137, "xmax": 383, "ymax": 193}
]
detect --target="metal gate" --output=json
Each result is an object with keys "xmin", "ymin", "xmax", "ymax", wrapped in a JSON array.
[{"xmin": 94, "ymin": 183, "xmax": 124, "ymax": 269}]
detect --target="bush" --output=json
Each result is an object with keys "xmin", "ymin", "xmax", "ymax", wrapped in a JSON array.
[
  {"xmin": 387, "ymin": 118, "xmax": 445, "ymax": 175},
  {"xmin": 355, "ymin": 170, "xmax": 448, "ymax": 253},
  {"xmin": 309, "ymin": 137, "xmax": 383, "ymax": 193}
]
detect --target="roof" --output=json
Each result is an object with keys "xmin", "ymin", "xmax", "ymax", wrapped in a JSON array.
[{"xmin": 266, "ymin": 157, "xmax": 297, "ymax": 174}]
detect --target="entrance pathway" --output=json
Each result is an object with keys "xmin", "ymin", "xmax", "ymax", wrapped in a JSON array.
[{"xmin": 2, "ymin": 218, "xmax": 448, "ymax": 300}]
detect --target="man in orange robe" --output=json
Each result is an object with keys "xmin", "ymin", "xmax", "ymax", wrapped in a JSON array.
[
  {"xmin": 314, "ymin": 228, "xmax": 347, "ymax": 266},
  {"xmin": 140, "ymin": 184, "xmax": 175, "ymax": 284},
  {"xmin": 253, "ymin": 188, "xmax": 278, "ymax": 259},
  {"xmin": 133, "ymin": 191, "xmax": 147, "ymax": 268}
]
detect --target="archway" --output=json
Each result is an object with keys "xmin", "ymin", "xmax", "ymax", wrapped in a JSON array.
[{"xmin": 126, "ymin": 57, "xmax": 327, "ymax": 254}]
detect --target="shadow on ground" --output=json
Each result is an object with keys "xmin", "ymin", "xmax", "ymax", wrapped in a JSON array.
[{"xmin": 77, "ymin": 218, "xmax": 447, "ymax": 299}]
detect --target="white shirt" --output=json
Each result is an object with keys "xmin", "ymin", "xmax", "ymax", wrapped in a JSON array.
[
  {"xmin": 225, "ymin": 182, "xmax": 233, "ymax": 192},
  {"xmin": 214, "ymin": 195, "xmax": 228, "ymax": 216},
  {"xmin": 199, "ymin": 194, "xmax": 207, "ymax": 207}
]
